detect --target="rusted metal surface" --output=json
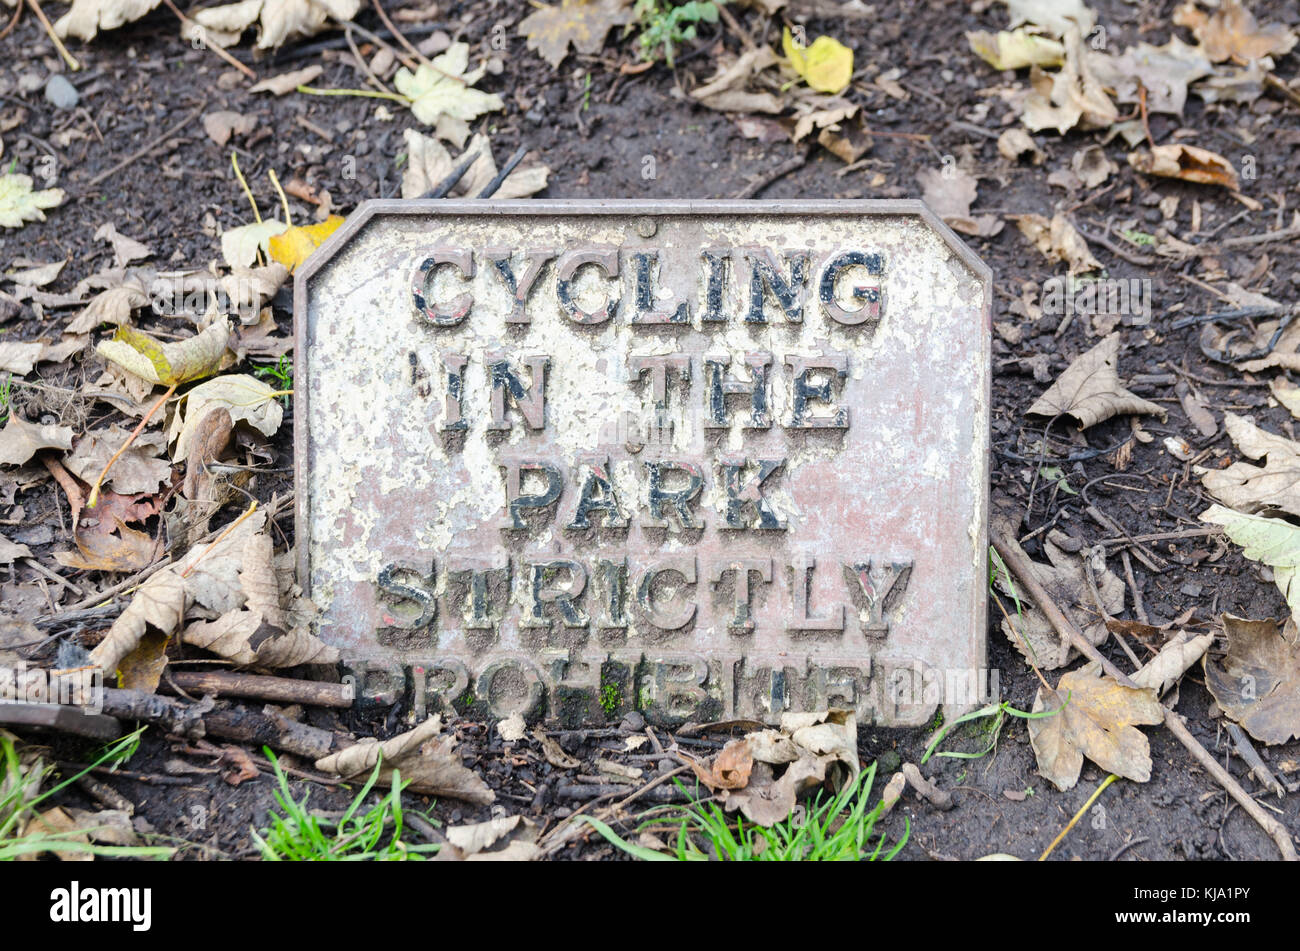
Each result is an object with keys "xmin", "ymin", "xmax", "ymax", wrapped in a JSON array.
[{"xmin": 295, "ymin": 199, "xmax": 991, "ymax": 727}]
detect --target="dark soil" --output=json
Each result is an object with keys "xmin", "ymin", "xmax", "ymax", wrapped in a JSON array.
[{"xmin": 3, "ymin": 0, "xmax": 1300, "ymax": 861}]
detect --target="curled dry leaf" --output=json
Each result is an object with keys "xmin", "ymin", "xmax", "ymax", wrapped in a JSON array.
[
  {"xmin": 97, "ymin": 318, "xmax": 232, "ymax": 387},
  {"xmin": 1204, "ymin": 614, "xmax": 1300, "ymax": 745},
  {"xmin": 87, "ymin": 569, "xmax": 187, "ymax": 677},
  {"xmin": 93, "ymin": 223, "xmax": 151, "ymax": 268},
  {"xmin": 1027, "ymin": 333, "xmax": 1166, "ymax": 428},
  {"xmin": 181, "ymin": 529, "xmax": 337, "ymax": 667},
  {"xmin": 65, "ymin": 279, "xmax": 150, "ymax": 335},
  {"xmin": 1070, "ymin": 145, "xmax": 1116, "ymax": 188},
  {"xmin": 0, "ymin": 415, "xmax": 74, "ymax": 466},
  {"xmin": 1198, "ymin": 413, "xmax": 1300, "ymax": 519},
  {"xmin": 997, "ymin": 128, "xmax": 1045, "ymax": 164},
  {"xmin": 691, "ymin": 47, "xmax": 783, "ymax": 114},
  {"xmin": 202, "ymin": 111, "xmax": 257, "ymax": 147},
  {"xmin": 682, "ymin": 737, "xmax": 754, "ymax": 790},
  {"xmin": 532, "ymin": 728, "xmax": 581, "ymax": 769},
  {"xmin": 1128, "ymin": 144, "xmax": 1239, "ymax": 189},
  {"xmin": 316, "ymin": 715, "xmax": 494, "ymax": 804},
  {"xmin": 518, "ymin": 0, "xmax": 635, "ymax": 68},
  {"xmin": 1028, "ymin": 662, "xmax": 1164, "ymax": 791},
  {"xmin": 167, "ymin": 373, "xmax": 283, "ymax": 463},
  {"xmin": 183, "ymin": 406, "xmax": 234, "ymax": 500},
  {"xmin": 249, "ymin": 64, "xmax": 323, "ymax": 95},
  {"xmin": 967, "ymin": 28, "xmax": 1064, "ymax": 70},
  {"xmin": 193, "ymin": 0, "xmax": 361, "ymax": 49},
  {"xmin": 1131, "ymin": 631, "xmax": 1214, "ymax": 696}
]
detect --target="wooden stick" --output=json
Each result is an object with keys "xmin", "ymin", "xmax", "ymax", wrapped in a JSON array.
[
  {"xmin": 992, "ymin": 528, "xmax": 1299, "ymax": 861},
  {"xmin": 0, "ymin": 0, "xmax": 23, "ymax": 42},
  {"xmin": 161, "ymin": 670, "xmax": 355, "ymax": 708},
  {"xmin": 369, "ymin": 0, "xmax": 427, "ymax": 68}
]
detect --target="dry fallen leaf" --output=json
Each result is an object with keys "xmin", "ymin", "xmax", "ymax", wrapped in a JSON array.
[
  {"xmin": 1128, "ymin": 143, "xmax": 1239, "ymax": 189},
  {"xmin": 167, "ymin": 373, "xmax": 283, "ymax": 463},
  {"xmin": 400, "ymin": 129, "xmax": 549, "ymax": 200},
  {"xmin": 97, "ymin": 318, "xmax": 232, "ymax": 387},
  {"xmin": 518, "ymin": 0, "xmax": 635, "ymax": 68},
  {"xmin": 115, "ymin": 629, "xmax": 169, "ymax": 692},
  {"xmin": 1173, "ymin": 0, "xmax": 1297, "ymax": 64},
  {"xmin": 249, "ymin": 64, "xmax": 323, "ymax": 95},
  {"xmin": 993, "ymin": 530, "xmax": 1124, "ymax": 669},
  {"xmin": 64, "ymin": 424, "xmax": 171, "ymax": 496},
  {"xmin": 967, "ymin": 28, "xmax": 1064, "ymax": 70},
  {"xmin": 1087, "ymin": 38, "xmax": 1213, "ymax": 115},
  {"xmin": 1027, "ymin": 332, "xmax": 1165, "ymax": 428},
  {"xmin": 87, "ymin": 569, "xmax": 187, "ymax": 676},
  {"xmin": 997, "ymin": 128, "xmax": 1045, "ymax": 163},
  {"xmin": 192, "ymin": 0, "xmax": 361, "ymax": 49},
  {"xmin": 1019, "ymin": 28, "xmax": 1117, "ymax": 134},
  {"xmin": 1204, "ymin": 614, "xmax": 1300, "ymax": 745},
  {"xmin": 181, "ymin": 529, "xmax": 337, "ymax": 667},
  {"xmin": 316, "ymin": 715, "xmax": 494, "ymax": 804},
  {"xmin": 439, "ymin": 815, "xmax": 540, "ymax": 861},
  {"xmin": 1028, "ymin": 662, "xmax": 1164, "ymax": 791},
  {"xmin": 53, "ymin": 0, "xmax": 162, "ymax": 40},
  {"xmin": 202, "ymin": 111, "xmax": 257, "ymax": 147},
  {"xmin": 0, "ymin": 415, "xmax": 74, "ymax": 467},
  {"xmin": 916, "ymin": 166, "xmax": 1003, "ymax": 237},
  {"xmin": 1198, "ymin": 413, "xmax": 1300, "ymax": 519},
  {"xmin": 1009, "ymin": 212, "xmax": 1101, "ymax": 274},
  {"xmin": 1132, "ymin": 630, "xmax": 1214, "ymax": 696}
]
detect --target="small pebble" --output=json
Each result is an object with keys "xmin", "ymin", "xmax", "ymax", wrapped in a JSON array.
[
  {"xmin": 44, "ymin": 74, "xmax": 79, "ymax": 110},
  {"xmin": 619, "ymin": 711, "xmax": 646, "ymax": 732}
]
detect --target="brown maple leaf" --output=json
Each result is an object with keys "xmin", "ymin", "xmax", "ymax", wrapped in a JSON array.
[{"xmin": 519, "ymin": 0, "xmax": 635, "ymax": 68}]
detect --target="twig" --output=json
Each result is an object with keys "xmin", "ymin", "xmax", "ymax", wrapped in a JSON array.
[
  {"xmin": 21, "ymin": 557, "xmax": 82, "ymax": 597},
  {"xmin": 992, "ymin": 528, "xmax": 1299, "ymax": 862},
  {"xmin": 87, "ymin": 103, "xmax": 205, "ymax": 187},
  {"xmin": 0, "ymin": 0, "xmax": 23, "ymax": 41},
  {"xmin": 345, "ymin": 22, "xmax": 393, "ymax": 95},
  {"xmin": 1264, "ymin": 72, "xmax": 1300, "ymax": 108},
  {"xmin": 1220, "ymin": 223, "xmax": 1300, "ymax": 248},
  {"xmin": 714, "ymin": 1, "xmax": 755, "ymax": 50},
  {"xmin": 475, "ymin": 145, "xmax": 527, "ymax": 198},
  {"xmin": 26, "ymin": 0, "xmax": 79, "ymax": 71},
  {"xmin": 370, "ymin": 0, "xmax": 429, "ymax": 68},
  {"xmin": 1137, "ymin": 84, "xmax": 1154, "ymax": 149},
  {"xmin": 1120, "ymin": 550, "xmax": 1148, "ymax": 624},
  {"xmin": 161, "ymin": 670, "xmax": 355, "ymax": 708},
  {"xmin": 734, "ymin": 151, "xmax": 808, "ymax": 199},
  {"xmin": 1224, "ymin": 722, "xmax": 1285, "ymax": 798},
  {"xmin": 160, "ymin": 0, "xmax": 256, "ymax": 80},
  {"xmin": 1074, "ymin": 220, "xmax": 1156, "ymax": 266}
]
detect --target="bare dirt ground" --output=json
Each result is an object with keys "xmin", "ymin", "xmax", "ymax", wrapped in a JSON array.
[{"xmin": 2, "ymin": 0, "xmax": 1300, "ymax": 862}]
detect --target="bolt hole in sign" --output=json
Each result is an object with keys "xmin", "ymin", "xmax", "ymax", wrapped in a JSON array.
[{"xmin": 295, "ymin": 200, "xmax": 990, "ymax": 728}]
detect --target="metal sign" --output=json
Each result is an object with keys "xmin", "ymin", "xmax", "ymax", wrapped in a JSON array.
[{"xmin": 295, "ymin": 199, "xmax": 991, "ymax": 727}]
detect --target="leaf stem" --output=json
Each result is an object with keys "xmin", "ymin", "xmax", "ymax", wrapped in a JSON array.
[
  {"xmin": 268, "ymin": 168, "xmax": 293, "ymax": 228},
  {"xmin": 25, "ymin": 0, "xmax": 79, "ymax": 71},
  {"xmin": 297, "ymin": 84, "xmax": 412, "ymax": 104},
  {"xmin": 86, "ymin": 383, "xmax": 178, "ymax": 509},
  {"xmin": 1039, "ymin": 773, "xmax": 1117, "ymax": 860}
]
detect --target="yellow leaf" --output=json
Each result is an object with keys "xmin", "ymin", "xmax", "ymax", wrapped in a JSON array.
[
  {"xmin": 967, "ymin": 28, "xmax": 1065, "ymax": 70},
  {"xmin": 268, "ymin": 215, "xmax": 345, "ymax": 272},
  {"xmin": 95, "ymin": 319, "xmax": 232, "ymax": 387},
  {"xmin": 782, "ymin": 27, "xmax": 853, "ymax": 94}
]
